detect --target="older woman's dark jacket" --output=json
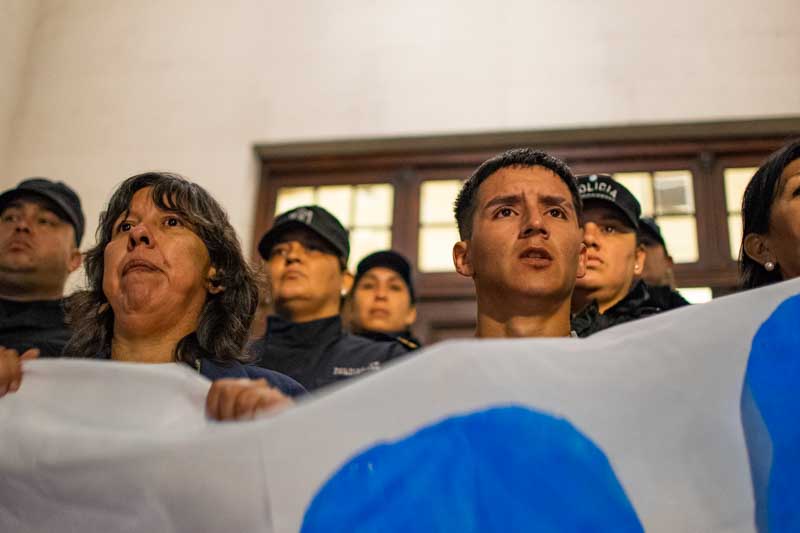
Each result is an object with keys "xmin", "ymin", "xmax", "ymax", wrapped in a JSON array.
[
  {"xmin": 198, "ymin": 359, "xmax": 306, "ymax": 397},
  {"xmin": 95, "ymin": 350, "xmax": 306, "ymax": 397}
]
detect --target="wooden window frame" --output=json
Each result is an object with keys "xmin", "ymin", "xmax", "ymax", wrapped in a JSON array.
[{"xmin": 255, "ymin": 118, "xmax": 799, "ymax": 297}]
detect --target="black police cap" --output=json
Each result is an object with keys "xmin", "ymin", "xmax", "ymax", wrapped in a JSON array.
[
  {"xmin": 258, "ymin": 205, "xmax": 349, "ymax": 261},
  {"xmin": 354, "ymin": 250, "xmax": 416, "ymax": 303},
  {"xmin": 639, "ymin": 217, "xmax": 667, "ymax": 250},
  {"xmin": 576, "ymin": 174, "xmax": 641, "ymax": 231},
  {"xmin": 0, "ymin": 178, "xmax": 85, "ymax": 246}
]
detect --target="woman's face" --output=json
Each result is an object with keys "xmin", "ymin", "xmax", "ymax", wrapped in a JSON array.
[
  {"xmin": 352, "ymin": 267, "xmax": 416, "ymax": 333},
  {"xmin": 766, "ymin": 157, "xmax": 800, "ymax": 281},
  {"xmin": 103, "ymin": 187, "xmax": 215, "ymax": 336}
]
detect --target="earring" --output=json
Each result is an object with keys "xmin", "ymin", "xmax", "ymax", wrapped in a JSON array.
[{"xmin": 765, "ymin": 261, "xmax": 776, "ymax": 272}]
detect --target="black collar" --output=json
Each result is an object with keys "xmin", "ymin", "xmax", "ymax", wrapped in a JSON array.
[{"xmin": 265, "ymin": 314, "xmax": 343, "ymax": 346}]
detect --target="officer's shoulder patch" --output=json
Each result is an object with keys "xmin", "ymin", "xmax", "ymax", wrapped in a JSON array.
[{"xmin": 395, "ymin": 336, "xmax": 419, "ymax": 350}]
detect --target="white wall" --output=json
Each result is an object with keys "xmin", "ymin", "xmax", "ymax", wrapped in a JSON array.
[
  {"xmin": 0, "ymin": 0, "xmax": 40, "ymax": 173},
  {"xmin": 2, "ymin": 0, "xmax": 799, "ymax": 291}
]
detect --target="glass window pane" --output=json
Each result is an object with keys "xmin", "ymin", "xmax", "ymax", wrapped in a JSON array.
[
  {"xmin": 349, "ymin": 228, "xmax": 392, "ymax": 271},
  {"xmin": 354, "ymin": 184, "xmax": 394, "ymax": 227},
  {"xmin": 420, "ymin": 180, "xmax": 462, "ymax": 225},
  {"xmin": 275, "ymin": 187, "xmax": 314, "ymax": 216},
  {"xmin": 653, "ymin": 171, "xmax": 694, "ymax": 215},
  {"xmin": 728, "ymin": 214, "xmax": 743, "ymax": 260},
  {"xmin": 418, "ymin": 226, "xmax": 460, "ymax": 272},
  {"xmin": 316, "ymin": 186, "xmax": 353, "ymax": 227},
  {"xmin": 655, "ymin": 215, "xmax": 699, "ymax": 263},
  {"xmin": 612, "ymin": 172, "xmax": 654, "ymax": 216},
  {"xmin": 676, "ymin": 287, "xmax": 713, "ymax": 304},
  {"xmin": 724, "ymin": 167, "xmax": 757, "ymax": 214}
]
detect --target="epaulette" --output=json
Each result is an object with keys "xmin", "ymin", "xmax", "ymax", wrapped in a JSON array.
[{"xmin": 395, "ymin": 336, "xmax": 419, "ymax": 350}]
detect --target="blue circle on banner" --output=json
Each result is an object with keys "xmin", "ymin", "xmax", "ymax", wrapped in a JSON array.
[
  {"xmin": 741, "ymin": 294, "xmax": 800, "ymax": 533},
  {"xmin": 302, "ymin": 405, "xmax": 642, "ymax": 533}
]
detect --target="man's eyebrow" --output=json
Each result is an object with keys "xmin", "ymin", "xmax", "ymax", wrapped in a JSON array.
[
  {"xmin": 2, "ymin": 200, "xmax": 63, "ymax": 219},
  {"xmin": 540, "ymin": 195, "xmax": 573, "ymax": 210},
  {"xmin": 483, "ymin": 194, "xmax": 522, "ymax": 210}
]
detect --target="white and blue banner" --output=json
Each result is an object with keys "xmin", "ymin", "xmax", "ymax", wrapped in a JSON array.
[{"xmin": 1, "ymin": 278, "xmax": 798, "ymax": 532}]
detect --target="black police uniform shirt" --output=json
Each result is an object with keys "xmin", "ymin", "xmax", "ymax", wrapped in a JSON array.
[
  {"xmin": 0, "ymin": 297, "xmax": 70, "ymax": 358},
  {"xmin": 646, "ymin": 285, "xmax": 690, "ymax": 311},
  {"xmin": 355, "ymin": 329, "xmax": 422, "ymax": 351},
  {"xmin": 249, "ymin": 315, "xmax": 413, "ymax": 392},
  {"xmin": 571, "ymin": 280, "xmax": 663, "ymax": 338}
]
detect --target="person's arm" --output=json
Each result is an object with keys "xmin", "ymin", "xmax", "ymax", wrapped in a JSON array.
[{"xmin": 0, "ymin": 347, "xmax": 39, "ymax": 397}]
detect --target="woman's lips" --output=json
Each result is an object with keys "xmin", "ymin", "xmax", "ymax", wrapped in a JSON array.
[
  {"xmin": 122, "ymin": 258, "xmax": 161, "ymax": 276},
  {"xmin": 586, "ymin": 254, "xmax": 604, "ymax": 266},
  {"xmin": 6, "ymin": 238, "xmax": 33, "ymax": 252},
  {"xmin": 282, "ymin": 269, "xmax": 306, "ymax": 280}
]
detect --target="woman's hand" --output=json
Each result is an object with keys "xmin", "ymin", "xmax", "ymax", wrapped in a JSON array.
[
  {"xmin": 0, "ymin": 347, "xmax": 39, "ymax": 397},
  {"xmin": 206, "ymin": 378, "xmax": 294, "ymax": 421}
]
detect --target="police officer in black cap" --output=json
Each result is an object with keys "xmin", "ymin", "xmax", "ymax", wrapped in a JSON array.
[
  {"xmin": 0, "ymin": 178, "xmax": 85, "ymax": 358},
  {"xmin": 638, "ymin": 217, "xmax": 689, "ymax": 311},
  {"xmin": 347, "ymin": 250, "xmax": 421, "ymax": 350},
  {"xmin": 249, "ymin": 206, "xmax": 412, "ymax": 391},
  {"xmin": 571, "ymin": 174, "xmax": 661, "ymax": 337}
]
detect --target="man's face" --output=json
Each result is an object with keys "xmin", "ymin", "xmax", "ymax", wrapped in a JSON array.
[
  {"xmin": 453, "ymin": 166, "xmax": 586, "ymax": 305},
  {"xmin": 0, "ymin": 196, "xmax": 81, "ymax": 295},
  {"xmin": 575, "ymin": 202, "xmax": 644, "ymax": 307},
  {"xmin": 266, "ymin": 227, "xmax": 348, "ymax": 321}
]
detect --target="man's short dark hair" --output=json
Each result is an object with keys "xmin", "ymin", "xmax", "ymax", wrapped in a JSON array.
[{"xmin": 453, "ymin": 148, "xmax": 582, "ymax": 240}]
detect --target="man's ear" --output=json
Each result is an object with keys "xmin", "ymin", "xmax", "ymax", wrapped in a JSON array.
[
  {"xmin": 67, "ymin": 248, "xmax": 82, "ymax": 274},
  {"xmin": 576, "ymin": 242, "xmax": 587, "ymax": 279},
  {"xmin": 743, "ymin": 233, "xmax": 773, "ymax": 266},
  {"xmin": 633, "ymin": 244, "xmax": 646, "ymax": 275},
  {"xmin": 206, "ymin": 266, "xmax": 225, "ymax": 294},
  {"xmin": 453, "ymin": 240, "xmax": 474, "ymax": 278},
  {"xmin": 340, "ymin": 270, "xmax": 354, "ymax": 296}
]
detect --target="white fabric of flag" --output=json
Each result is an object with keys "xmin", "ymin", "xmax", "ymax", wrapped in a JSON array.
[{"xmin": 1, "ymin": 278, "xmax": 799, "ymax": 533}]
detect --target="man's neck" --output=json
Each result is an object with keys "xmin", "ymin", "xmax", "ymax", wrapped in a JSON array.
[
  {"xmin": 475, "ymin": 293, "xmax": 573, "ymax": 338},
  {"xmin": 0, "ymin": 280, "xmax": 63, "ymax": 302}
]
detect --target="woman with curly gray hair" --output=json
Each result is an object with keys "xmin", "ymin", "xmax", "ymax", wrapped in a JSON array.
[{"xmin": 0, "ymin": 172, "xmax": 303, "ymax": 420}]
